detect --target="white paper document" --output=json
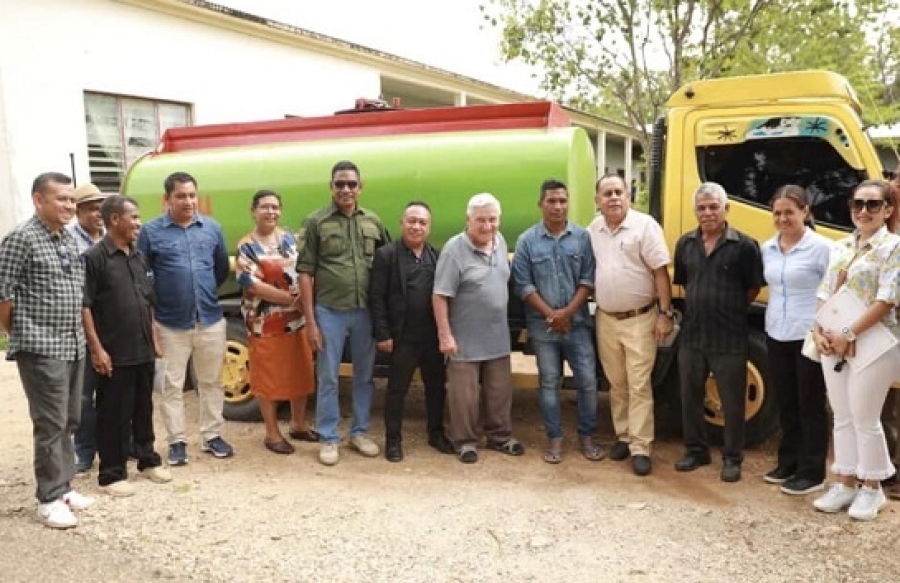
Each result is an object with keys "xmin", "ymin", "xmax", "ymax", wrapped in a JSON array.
[{"xmin": 816, "ymin": 288, "xmax": 898, "ymax": 371}]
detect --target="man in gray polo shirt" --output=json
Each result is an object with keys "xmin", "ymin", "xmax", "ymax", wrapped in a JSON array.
[{"xmin": 433, "ymin": 193, "xmax": 525, "ymax": 463}]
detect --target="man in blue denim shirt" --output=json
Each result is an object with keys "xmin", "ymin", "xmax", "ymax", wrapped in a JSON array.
[
  {"xmin": 137, "ymin": 171, "xmax": 233, "ymax": 466},
  {"xmin": 511, "ymin": 179, "xmax": 600, "ymax": 464}
]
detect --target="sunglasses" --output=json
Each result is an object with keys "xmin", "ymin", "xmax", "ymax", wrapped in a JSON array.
[
  {"xmin": 58, "ymin": 244, "xmax": 72, "ymax": 273},
  {"xmin": 332, "ymin": 180, "xmax": 359, "ymax": 190},
  {"xmin": 849, "ymin": 198, "xmax": 886, "ymax": 213}
]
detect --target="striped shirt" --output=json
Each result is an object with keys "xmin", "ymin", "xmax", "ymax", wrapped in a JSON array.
[
  {"xmin": 673, "ymin": 225, "xmax": 764, "ymax": 354},
  {"xmin": 0, "ymin": 216, "xmax": 86, "ymax": 360}
]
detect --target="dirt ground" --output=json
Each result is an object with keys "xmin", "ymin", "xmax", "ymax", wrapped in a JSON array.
[{"xmin": 1, "ymin": 353, "xmax": 898, "ymax": 583}]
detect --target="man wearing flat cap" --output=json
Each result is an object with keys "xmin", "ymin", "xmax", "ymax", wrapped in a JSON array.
[{"xmin": 66, "ymin": 183, "xmax": 109, "ymax": 473}]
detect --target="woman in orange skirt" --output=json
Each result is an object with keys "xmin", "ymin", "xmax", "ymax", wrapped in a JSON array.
[{"xmin": 237, "ymin": 190, "xmax": 317, "ymax": 454}]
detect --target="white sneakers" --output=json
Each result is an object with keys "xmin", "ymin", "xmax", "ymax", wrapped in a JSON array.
[
  {"xmin": 62, "ymin": 489, "xmax": 96, "ymax": 510},
  {"xmin": 36, "ymin": 490, "xmax": 96, "ymax": 529},
  {"xmin": 319, "ymin": 443, "xmax": 340, "ymax": 466},
  {"xmin": 141, "ymin": 466, "xmax": 173, "ymax": 484},
  {"xmin": 349, "ymin": 435, "xmax": 380, "ymax": 457},
  {"xmin": 848, "ymin": 486, "xmax": 887, "ymax": 521},
  {"xmin": 814, "ymin": 483, "xmax": 889, "ymax": 520},
  {"xmin": 36, "ymin": 499, "xmax": 77, "ymax": 529}
]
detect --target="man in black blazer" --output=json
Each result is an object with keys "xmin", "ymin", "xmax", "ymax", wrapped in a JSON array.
[{"xmin": 370, "ymin": 201, "xmax": 454, "ymax": 462}]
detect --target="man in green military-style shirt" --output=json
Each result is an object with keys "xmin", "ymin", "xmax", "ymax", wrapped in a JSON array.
[{"xmin": 298, "ymin": 160, "xmax": 388, "ymax": 466}]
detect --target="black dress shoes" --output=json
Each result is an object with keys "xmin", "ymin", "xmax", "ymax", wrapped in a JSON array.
[
  {"xmin": 385, "ymin": 441, "xmax": 403, "ymax": 463},
  {"xmin": 632, "ymin": 454, "xmax": 652, "ymax": 476},
  {"xmin": 721, "ymin": 459, "xmax": 742, "ymax": 482},
  {"xmin": 609, "ymin": 441, "xmax": 630, "ymax": 461},
  {"xmin": 428, "ymin": 432, "xmax": 456, "ymax": 455},
  {"xmin": 674, "ymin": 453, "xmax": 712, "ymax": 472}
]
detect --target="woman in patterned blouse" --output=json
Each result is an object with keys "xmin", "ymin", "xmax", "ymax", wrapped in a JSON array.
[
  {"xmin": 812, "ymin": 180, "xmax": 900, "ymax": 520},
  {"xmin": 237, "ymin": 190, "xmax": 317, "ymax": 454}
]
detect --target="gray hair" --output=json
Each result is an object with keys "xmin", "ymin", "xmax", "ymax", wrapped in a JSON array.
[
  {"xmin": 466, "ymin": 192, "xmax": 502, "ymax": 216},
  {"xmin": 693, "ymin": 182, "xmax": 728, "ymax": 206}
]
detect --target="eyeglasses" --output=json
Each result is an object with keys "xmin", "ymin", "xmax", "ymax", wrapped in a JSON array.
[
  {"xmin": 332, "ymin": 180, "xmax": 359, "ymax": 190},
  {"xmin": 256, "ymin": 204, "xmax": 281, "ymax": 212},
  {"xmin": 849, "ymin": 198, "xmax": 886, "ymax": 213},
  {"xmin": 58, "ymin": 244, "xmax": 72, "ymax": 273}
]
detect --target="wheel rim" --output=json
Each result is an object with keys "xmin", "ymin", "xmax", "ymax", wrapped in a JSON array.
[
  {"xmin": 221, "ymin": 340, "xmax": 251, "ymax": 404},
  {"xmin": 703, "ymin": 361, "xmax": 765, "ymax": 427}
]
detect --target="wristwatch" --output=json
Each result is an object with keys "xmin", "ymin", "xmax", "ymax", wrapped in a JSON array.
[
  {"xmin": 660, "ymin": 306, "xmax": 675, "ymax": 318},
  {"xmin": 841, "ymin": 326, "xmax": 857, "ymax": 342}
]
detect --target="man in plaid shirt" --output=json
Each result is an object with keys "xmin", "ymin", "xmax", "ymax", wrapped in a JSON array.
[{"xmin": 0, "ymin": 172, "xmax": 96, "ymax": 529}]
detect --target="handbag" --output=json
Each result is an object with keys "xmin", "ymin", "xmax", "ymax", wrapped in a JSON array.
[{"xmin": 801, "ymin": 330, "xmax": 820, "ymax": 362}]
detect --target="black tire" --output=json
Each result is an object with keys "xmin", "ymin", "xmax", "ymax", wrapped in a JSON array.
[
  {"xmin": 705, "ymin": 328, "xmax": 778, "ymax": 447},
  {"xmin": 221, "ymin": 318, "xmax": 260, "ymax": 422}
]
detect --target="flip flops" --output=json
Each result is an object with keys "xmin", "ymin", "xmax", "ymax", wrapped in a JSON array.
[
  {"xmin": 487, "ymin": 438, "xmax": 525, "ymax": 456},
  {"xmin": 543, "ymin": 437, "xmax": 564, "ymax": 464}
]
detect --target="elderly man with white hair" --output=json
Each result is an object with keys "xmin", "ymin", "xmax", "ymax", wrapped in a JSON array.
[
  {"xmin": 672, "ymin": 182, "xmax": 764, "ymax": 483},
  {"xmin": 433, "ymin": 193, "xmax": 525, "ymax": 463}
]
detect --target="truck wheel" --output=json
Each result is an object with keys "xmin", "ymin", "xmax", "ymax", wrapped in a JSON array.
[
  {"xmin": 221, "ymin": 318, "xmax": 260, "ymax": 422},
  {"xmin": 704, "ymin": 329, "xmax": 778, "ymax": 447}
]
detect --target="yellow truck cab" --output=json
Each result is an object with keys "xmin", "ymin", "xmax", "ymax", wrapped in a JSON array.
[{"xmin": 649, "ymin": 70, "xmax": 886, "ymax": 444}]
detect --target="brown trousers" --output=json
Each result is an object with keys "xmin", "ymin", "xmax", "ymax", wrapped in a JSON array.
[{"xmin": 446, "ymin": 356, "xmax": 513, "ymax": 449}]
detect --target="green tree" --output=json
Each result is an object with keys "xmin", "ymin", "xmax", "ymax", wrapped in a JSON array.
[{"xmin": 483, "ymin": 0, "xmax": 900, "ymax": 152}]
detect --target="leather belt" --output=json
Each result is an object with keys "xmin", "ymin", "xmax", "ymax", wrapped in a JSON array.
[{"xmin": 600, "ymin": 302, "xmax": 656, "ymax": 321}]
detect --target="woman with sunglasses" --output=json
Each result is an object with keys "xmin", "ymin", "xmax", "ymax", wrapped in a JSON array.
[
  {"xmin": 813, "ymin": 180, "xmax": 900, "ymax": 520},
  {"xmin": 236, "ymin": 190, "xmax": 318, "ymax": 454},
  {"xmin": 761, "ymin": 186, "xmax": 831, "ymax": 496}
]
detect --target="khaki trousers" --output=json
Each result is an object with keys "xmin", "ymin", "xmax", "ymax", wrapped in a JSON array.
[
  {"xmin": 596, "ymin": 309, "xmax": 657, "ymax": 455},
  {"xmin": 157, "ymin": 319, "xmax": 227, "ymax": 445},
  {"xmin": 446, "ymin": 356, "xmax": 513, "ymax": 449}
]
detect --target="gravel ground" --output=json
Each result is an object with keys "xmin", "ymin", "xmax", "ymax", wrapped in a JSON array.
[{"xmin": 1, "ymin": 354, "xmax": 898, "ymax": 582}]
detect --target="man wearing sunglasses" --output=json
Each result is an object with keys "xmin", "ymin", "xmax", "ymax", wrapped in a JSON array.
[
  {"xmin": 0, "ymin": 172, "xmax": 95, "ymax": 529},
  {"xmin": 298, "ymin": 160, "xmax": 389, "ymax": 466}
]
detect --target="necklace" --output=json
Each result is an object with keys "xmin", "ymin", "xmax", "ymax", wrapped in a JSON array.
[{"xmin": 253, "ymin": 230, "xmax": 280, "ymax": 251}]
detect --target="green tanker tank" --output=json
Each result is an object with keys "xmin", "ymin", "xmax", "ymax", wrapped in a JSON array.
[{"xmin": 121, "ymin": 101, "xmax": 598, "ymax": 420}]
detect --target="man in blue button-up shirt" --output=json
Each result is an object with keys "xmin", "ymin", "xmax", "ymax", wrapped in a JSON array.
[
  {"xmin": 511, "ymin": 179, "xmax": 600, "ymax": 464},
  {"xmin": 137, "ymin": 171, "xmax": 233, "ymax": 466}
]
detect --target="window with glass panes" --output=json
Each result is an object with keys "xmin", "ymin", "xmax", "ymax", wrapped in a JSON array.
[{"xmin": 84, "ymin": 93, "xmax": 191, "ymax": 191}]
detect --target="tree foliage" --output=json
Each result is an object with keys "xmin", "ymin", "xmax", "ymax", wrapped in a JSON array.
[{"xmin": 482, "ymin": 0, "xmax": 900, "ymax": 152}]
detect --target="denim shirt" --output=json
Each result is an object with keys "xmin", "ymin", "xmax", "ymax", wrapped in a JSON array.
[
  {"xmin": 511, "ymin": 220, "xmax": 595, "ymax": 328},
  {"xmin": 137, "ymin": 212, "xmax": 229, "ymax": 330},
  {"xmin": 762, "ymin": 227, "xmax": 832, "ymax": 342}
]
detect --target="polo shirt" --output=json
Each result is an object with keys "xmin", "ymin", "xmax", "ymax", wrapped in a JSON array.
[
  {"xmin": 433, "ymin": 232, "xmax": 511, "ymax": 361},
  {"xmin": 0, "ymin": 216, "xmax": 85, "ymax": 360},
  {"xmin": 83, "ymin": 237, "xmax": 156, "ymax": 366},
  {"xmin": 673, "ymin": 225, "xmax": 764, "ymax": 354},
  {"xmin": 296, "ymin": 202, "xmax": 387, "ymax": 310}
]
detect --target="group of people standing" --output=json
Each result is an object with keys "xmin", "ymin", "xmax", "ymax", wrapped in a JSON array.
[{"xmin": 3, "ymin": 160, "xmax": 900, "ymax": 530}]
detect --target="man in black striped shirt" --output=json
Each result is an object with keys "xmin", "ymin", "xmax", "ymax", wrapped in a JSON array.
[{"xmin": 672, "ymin": 182, "xmax": 764, "ymax": 483}]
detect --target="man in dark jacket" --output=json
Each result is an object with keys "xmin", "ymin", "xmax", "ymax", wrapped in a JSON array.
[{"xmin": 370, "ymin": 201, "xmax": 454, "ymax": 462}]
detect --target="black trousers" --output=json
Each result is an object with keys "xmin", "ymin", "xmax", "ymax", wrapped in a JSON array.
[
  {"xmin": 766, "ymin": 337, "xmax": 828, "ymax": 482},
  {"xmin": 383, "ymin": 339, "xmax": 446, "ymax": 442},
  {"xmin": 678, "ymin": 346, "xmax": 747, "ymax": 463},
  {"xmin": 96, "ymin": 362, "xmax": 161, "ymax": 486}
]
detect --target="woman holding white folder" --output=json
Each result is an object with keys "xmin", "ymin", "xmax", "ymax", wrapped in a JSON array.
[{"xmin": 813, "ymin": 180, "xmax": 900, "ymax": 521}]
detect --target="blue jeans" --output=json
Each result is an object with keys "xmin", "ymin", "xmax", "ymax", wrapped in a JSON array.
[
  {"xmin": 314, "ymin": 305, "xmax": 376, "ymax": 444},
  {"xmin": 529, "ymin": 323, "xmax": 598, "ymax": 440},
  {"xmin": 74, "ymin": 359, "xmax": 97, "ymax": 467}
]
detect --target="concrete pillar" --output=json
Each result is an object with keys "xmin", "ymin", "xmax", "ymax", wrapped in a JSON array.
[
  {"xmin": 594, "ymin": 130, "xmax": 606, "ymax": 177},
  {"xmin": 624, "ymin": 136, "xmax": 633, "ymax": 186},
  {"xmin": 454, "ymin": 92, "xmax": 467, "ymax": 106}
]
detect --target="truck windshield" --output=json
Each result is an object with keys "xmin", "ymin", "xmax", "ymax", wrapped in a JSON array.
[{"xmin": 698, "ymin": 137, "xmax": 865, "ymax": 231}]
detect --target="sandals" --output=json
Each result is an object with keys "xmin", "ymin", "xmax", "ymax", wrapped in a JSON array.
[
  {"xmin": 458, "ymin": 446, "xmax": 478, "ymax": 464},
  {"xmin": 543, "ymin": 438, "xmax": 563, "ymax": 464},
  {"xmin": 288, "ymin": 428, "xmax": 321, "ymax": 442},
  {"xmin": 580, "ymin": 438, "xmax": 606, "ymax": 462},
  {"xmin": 487, "ymin": 438, "xmax": 525, "ymax": 456}
]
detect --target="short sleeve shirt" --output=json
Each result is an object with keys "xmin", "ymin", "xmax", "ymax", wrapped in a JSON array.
[
  {"xmin": 0, "ymin": 216, "xmax": 86, "ymax": 360},
  {"xmin": 674, "ymin": 225, "xmax": 765, "ymax": 354},
  {"xmin": 433, "ymin": 232, "xmax": 511, "ymax": 361},
  {"xmin": 817, "ymin": 226, "xmax": 900, "ymax": 337}
]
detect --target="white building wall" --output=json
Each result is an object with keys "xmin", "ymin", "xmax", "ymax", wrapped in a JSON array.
[{"xmin": 0, "ymin": 0, "xmax": 380, "ymax": 234}]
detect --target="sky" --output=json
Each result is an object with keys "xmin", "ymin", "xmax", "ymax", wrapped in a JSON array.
[{"xmin": 215, "ymin": 0, "xmax": 544, "ymax": 96}]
